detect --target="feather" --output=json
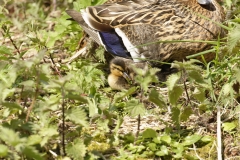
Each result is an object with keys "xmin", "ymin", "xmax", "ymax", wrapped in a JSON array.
[{"xmin": 66, "ymin": 0, "xmax": 225, "ymax": 66}]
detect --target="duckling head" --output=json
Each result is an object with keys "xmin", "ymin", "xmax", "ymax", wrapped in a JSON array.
[{"xmin": 108, "ymin": 58, "xmax": 131, "ymax": 90}]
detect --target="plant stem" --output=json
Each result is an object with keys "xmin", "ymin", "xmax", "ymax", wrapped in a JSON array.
[
  {"xmin": 61, "ymin": 87, "xmax": 66, "ymax": 156},
  {"xmin": 217, "ymin": 105, "xmax": 222, "ymax": 160}
]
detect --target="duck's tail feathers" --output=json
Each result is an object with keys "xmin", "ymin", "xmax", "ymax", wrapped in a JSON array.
[{"xmin": 66, "ymin": 10, "xmax": 102, "ymax": 45}]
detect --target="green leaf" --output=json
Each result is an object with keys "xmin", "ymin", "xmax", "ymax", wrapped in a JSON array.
[
  {"xmin": 182, "ymin": 134, "xmax": 202, "ymax": 146},
  {"xmin": 171, "ymin": 106, "xmax": 180, "ymax": 125},
  {"xmin": 0, "ymin": 46, "xmax": 11, "ymax": 55},
  {"xmin": 46, "ymin": 14, "xmax": 71, "ymax": 47},
  {"xmin": 113, "ymin": 87, "xmax": 137, "ymax": 102},
  {"xmin": 126, "ymin": 99, "xmax": 145, "ymax": 117},
  {"xmin": 127, "ymin": 143, "xmax": 138, "ymax": 152},
  {"xmin": 27, "ymin": 135, "xmax": 42, "ymax": 146},
  {"xmin": 222, "ymin": 83, "xmax": 232, "ymax": 96},
  {"xmin": 66, "ymin": 94, "xmax": 88, "ymax": 103},
  {"xmin": 2, "ymin": 102, "xmax": 23, "ymax": 114},
  {"xmin": 193, "ymin": 88, "xmax": 206, "ymax": 102},
  {"xmin": 39, "ymin": 127, "xmax": 58, "ymax": 146},
  {"xmin": 222, "ymin": 122, "xmax": 237, "ymax": 132},
  {"xmin": 168, "ymin": 86, "xmax": 183, "ymax": 106},
  {"xmin": 135, "ymin": 145, "xmax": 146, "ymax": 153},
  {"xmin": 160, "ymin": 135, "xmax": 171, "ymax": 144},
  {"xmin": 148, "ymin": 89, "xmax": 166, "ymax": 108},
  {"xmin": 235, "ymin": 69, "xmax": 240, "ymax": 83},
  {"xmin": 87, "ymin": 98, "xmax": 98, "ymax": 117},
  {"xmin": 0, "ymin": 64, "xmax": 17, "ymax": 88},
  {"xmin": 1, "ymin": 88, "xmax": 15, "ymax": 102},
  {"xmin": 227, "ymin": 25, "xmax": 240, "ymax": 52},
  {"xmin": 201, "ymin": 135, "xmax": 213, "ymax": 143},
  {"xmin": 155, "ymin": 145, "xmax": 168, "ymax": 156},
  {"xmin": 172, "ymin": 142, "xmax": 184, "ymax": 158},
  {"xmin": 58, "ymin": 14, "xmax": 72, "ymax": 27},
  {"xmin": 180, "ymin": 107, "xmax": 192, "ymax": 122},
  {"xmin": 0, "ymin": 127, "xmax": 21, "ymax": 146},
  {"xmin": 153, "ymin": 137, "xmax": 161, "ymax": 144},
  {"xmin": 148, "ymin": 143, "xmax": 157, "ymax": 151},
  {"xmin": 142, "ymin": 128, "xmax": 157, "ymax": 138},
  {"xmin": 22, "ymin": 146, "xmax": 43, "ymax": 160},
  {"xmin": 95, "ymin": 46, "xmax": 106, "ymax": 63},
  {"xmin": 0, "ymin": 144, "xmax": 8, "ymax": 157},
  {"xmin": 66, "ymin": 107, "xmax": 89, "ymax": 127},
  {"xmin": 91, "ymin": 0, "xmax": 107, "ymax": 5},
  {"xmin": 225, "ymin": 0, "xmax": 232, "ymax": 7},
  {"xmin": 66, "ymin": 139, "xmax": 86, "ymax": 160},
  {"xmin": 188, "ymin": 70, "xmax": 204, "ymax": 83},
  {"xmin": 167, "ymin": 74, "xmax": 180, "ymax": 91},
  {"xmin": 46, "ymin": 32, "xmax": 60, "ymax": 48},
  {"xmin": 173, "ymin": 152, "xmax": 183, "ymax": 159},
  {"xmin": 40, "ymin": 127, "xmax": 58, "ymax": 137},
  {"xmin": 73, "ymin": 0, "xmax": 92, "ymax": 9},
  {"xmin": 97, "ymin": 118, "xmax": 110, "ymax": 132},
  {"xmin": 134, "ymin": 67, "xmax": 159, "ymax": 92},
  {"xmin": 123, "ymin": 133, "xmax": 135, "ymax": 144}
]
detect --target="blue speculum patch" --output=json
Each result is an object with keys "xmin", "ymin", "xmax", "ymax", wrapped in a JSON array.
[{"xmin": 99, "ymin": 31, "xmax": 132, "ymax": 58}]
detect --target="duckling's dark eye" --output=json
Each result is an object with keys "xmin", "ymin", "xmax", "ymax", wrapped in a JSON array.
[
  {"xmin": 116, "ymin": 67, "xmax": 123, "ymax": 72},
  {"xmin": 112, "ymin": 66, "xmax": 123, "ymax": 72}
]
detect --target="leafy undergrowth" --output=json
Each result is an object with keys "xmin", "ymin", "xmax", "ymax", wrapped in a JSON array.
[{"xmin": 0, "ymin": 0, "xmax": 240, "ymax": 159}]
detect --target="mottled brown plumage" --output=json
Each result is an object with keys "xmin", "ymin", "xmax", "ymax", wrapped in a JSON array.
[{"xmin": 67, "ymin": 0, "xmax": 225, "ymax": 66}]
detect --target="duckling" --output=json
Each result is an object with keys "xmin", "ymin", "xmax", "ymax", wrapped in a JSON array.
[
  {"xmin": 108, "ymin": 58, "xmax": 131, "ymax": 90},
  {"xmin": 108, "ymin": 58, "xmax": 148, "ymax": 90},
  {"xmin": 66, "ymin": 0, "xmax": 225, "ymax": 66}
]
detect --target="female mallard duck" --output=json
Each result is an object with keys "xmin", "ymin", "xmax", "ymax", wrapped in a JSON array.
[
  {"xmin": 66, "ymin": 0, "xmax": 225, "ymax": 66},
  {"xmin": 108, "ymin": 58, "xmax": 147, "ymax": 90}
]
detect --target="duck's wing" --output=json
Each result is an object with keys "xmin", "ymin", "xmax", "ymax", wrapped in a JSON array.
[
  {"xmin": 67, "ymin": 0, "xmax": 224, "ymax": 62},
  {"xmin": 66, "ymin": 9, "xmax": 132, "ymax": 58},
  {"xmin": 66, "ymin": 10, "xmax": 102, "ymax": 45},
  {"xmin": 78, "ymin": 0, "xmax": 217, "ymax": 30},
  {"xmin": 81, "ymin": 0, "xmax": 173, "ymax": 30},
  {"xmin": 67, "ymin": 0, "xmax": 179, "ymax": 60}
]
